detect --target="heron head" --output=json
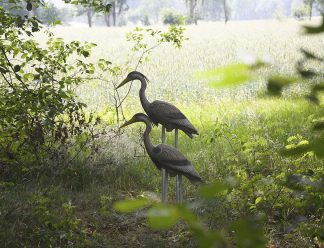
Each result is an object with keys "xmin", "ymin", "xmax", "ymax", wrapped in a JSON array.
[
  {"xmin": 119, "ymin": 113, "xmax": 149, "ymax": 128},
  {"xmin": 116, "ymin": 71, "xmax": 149, "ymax": 89}
]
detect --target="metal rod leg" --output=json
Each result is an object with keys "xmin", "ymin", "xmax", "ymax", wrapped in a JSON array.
[
  {"xmin": 161, "ymin": 127, "xmax": 168, "ymax": 203},
  {"xmin": 162, "ymin": 168, "xmax": 168, "ymax": 203},
  {"xmin": 175, "ymin": 129, "xmax": 183, "ymax": 203},
  {"xmin": 176, "ymin": 175, "xmax": 182, "ymax": 203},
  {"xmin": 162, "ymin": 126, "xmax": 166, "ymax": 144}
]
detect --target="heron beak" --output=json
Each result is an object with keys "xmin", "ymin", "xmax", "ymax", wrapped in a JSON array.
[
  {"xmin": 116, "ymin": 77, "xmax": 131, "ymax": 89},
  {"xmin": 119, "ymin": 119, "xmax": 134, "ymax": 129}
]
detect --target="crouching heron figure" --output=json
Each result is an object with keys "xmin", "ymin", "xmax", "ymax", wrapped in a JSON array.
[
  {"xmin": 120, "ymin": 113, "xmax": 202, "ymax": 202},
  {"xmin": 117, "ymin": 71, "xmax": 199, "ymax": 202}
]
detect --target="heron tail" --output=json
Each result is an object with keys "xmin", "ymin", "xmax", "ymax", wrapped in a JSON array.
[{"xmin": 188, "ymin": 175, "xmax": 203, "ymax": 185}]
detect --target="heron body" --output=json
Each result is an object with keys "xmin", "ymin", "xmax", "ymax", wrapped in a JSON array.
[
  {"xmin": 120, "ymin": 113, "xmax": 202, "ymax": 184},
  {"xmin": 117, "ymin": 71, "xmax": 198, "ymax": 138}
]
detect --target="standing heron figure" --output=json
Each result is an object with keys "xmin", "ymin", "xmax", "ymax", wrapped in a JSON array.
[
  {"xmin": 120, "ymin": 113, "xmax": 202, "ymax": 196},
  {"xmin": 117, "ymin": 71, "xmax": 199, "ymax": 202}
]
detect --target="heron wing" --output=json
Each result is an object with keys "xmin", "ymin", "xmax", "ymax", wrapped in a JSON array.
[
  {"xmin": 149, "ymin": 101, "xmax": 198, "ymax": 134},
  {"xmin": 149, "ymin": 101, "xmax": 186, "ymax": 121},
  {"xmin": 153, "ymin": 144, "xmax": 201, "ymax": 180}
]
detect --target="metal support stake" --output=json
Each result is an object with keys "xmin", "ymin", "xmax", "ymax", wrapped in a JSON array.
[
  {"xmin": 161, "ymin": 127, "xmax": 168, "ymax": 203},
  {"xmin": 175, "ymin": 129, "xmax": 182, "ymax": 203}
]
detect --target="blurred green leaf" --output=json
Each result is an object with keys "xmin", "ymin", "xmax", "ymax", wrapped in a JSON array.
[
  {"xmin": 281, "ymin": 140, "xmax": 311, "ymax": 156},
  {"xmin": 194, "ymin": 229, "xmax": 225, "ymax": 248},
  {"xmin": 199, "ymin": 181, "xmax": 228, "ymax": 199},
  {"xmin": 297, "ymin": 68, "xmax": 317, "ymax": 79},
  {"xmin": 267, "ymin": 75, "xmax": 298, "ymax": 95},
  {"xmin": 177, "ymin": 205, "xmax": 197, "ymax": 223},
  {"xmin": 196, "ymin": 63, "xmax": 252, "ymax": 88},
  {"xmin": 232, "ymin": 219, "xmax": 266, "ymax": 248},
  {"xmin": 311, "ymin": 137, "xmax": 324, "ymax": 158},
  {"xmin": 26, "ymin": 2, "xmax": 32, "ymax": 11},
  {"xmin": 306, "ymin": 94, "xmax": 320, "ymax": 104},
  {"xmin": 23, "ymin": 73, "xmax": 34, "ymax": 82},
  {"xmin": 303, "ymin": 16, "xmax": 324, "ymax": 34},
  {"xmin": 147, "ymin": 204, "xmax": 179, "ymax": 229},
  {"xmin": 312, "ymin": 83, "xmax": 324, "ymax": 93},
  {"xmin": 300, "ymin": 48, "xmax": 324, "ymax": 62},
  {"xmin": 114, "ymin": 198, "xmax": 150, "ymax": 213},
  {"xmin": 255, "ymin": 197, "xmax": 262, "ymax": 205},
  {"xmin": 313, "ymin": 121, "xmax": 324, "ymax": 131}
]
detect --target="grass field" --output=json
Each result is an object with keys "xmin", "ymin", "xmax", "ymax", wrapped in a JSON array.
[
  {"xmin": 48, "ymin": 19, "xmax": 324, "ymax": 105},
  {"xmin": 4, "ymin": 19, "xmax": 323, "ymax": 247}
]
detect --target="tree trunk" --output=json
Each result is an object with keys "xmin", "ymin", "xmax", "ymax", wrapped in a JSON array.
[
  {"xmin": 104, "ymin": 13, "xmax": 110, "ymax": 27},
  {"xmin": 87, "ymin": 8, "xmax": 92, "ymax": 28},
  {"xmin": 223, "ymin": 0, "xmax": 228, "ymax": 23},
  {"xmin": 309, "ymin": 0, "xmax": 314, "ymax": 20},
  {"xmin": 188, "ymin": 0, "xmax": 197, "ymax": 24},
  {"xmin": 112, "ymin": 1, "xmax": 116, "ymax": 26}
]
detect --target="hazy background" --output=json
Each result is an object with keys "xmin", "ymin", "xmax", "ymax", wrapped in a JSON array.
[{"xmin": 11, "ymin": 0, "xmax": 323, "ymax": 27}]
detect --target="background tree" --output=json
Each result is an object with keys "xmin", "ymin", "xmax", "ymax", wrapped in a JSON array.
[
  {"xmin": 64, "ymin": 0, "xmax": 111, "ymax": 27},
  {"xmin": 316, "ymin": 0, "xmax": 324, "ymax": 13},
  {"xmin": 304, "ymin": 0, "xmax": 315, "ymax": 20},
  {"xmin": 201, "ymin": 0, "xmax": 232, "ymax": 23},
  {"xmin": 104, "ymin": 0, "xmax": 128, "ymax": 27},
  {"xmin": 186, "ymin": 0, "xmax": 199, "ymax": 24},
  {"xmin": 222, "ymin": 0, "xmax": 231, "ymax": 23}
]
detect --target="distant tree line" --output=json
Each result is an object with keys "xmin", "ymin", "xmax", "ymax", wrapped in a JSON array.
[{"xmin": 1, "ymin": 0, "xmax": 323, "ymax": 27}]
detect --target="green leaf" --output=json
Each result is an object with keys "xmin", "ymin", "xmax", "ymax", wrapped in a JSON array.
[
  {"xmin": 255, "ymin": 197, "xmax": 262, "ymax": 205},
  {"xmin": 81, "ymin": 50, "xmax": 90, "ymax": 58},
  {"xmin": 199, "ymin": 181, "xmax": 228, "ymax": 199},
  {"xmin": 26, "ymin": 2, "xmax": 32, "ymax": 11},
  {"xmin": 23, "ymin": 73, "xmax": 34, "ymax": 82},
  {"xmin": 113, "ymin": 198, "xmax": 150, "ymax": 213},
  {"xmin": 147, "ymin": 204, "xmax": 180, "ymax": 230},
  {"xmin": 49, "ymin": 19, "xmax": 62, "ymax": 26},
  {"xmin": 281, "ymin": 140, "xmax": 311, "ymax": 156},
  {"xmin": 196, "ymin": 63, "xmax": 252, "ymax": 88}
]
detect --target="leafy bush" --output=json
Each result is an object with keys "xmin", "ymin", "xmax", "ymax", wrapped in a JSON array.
[
  {"xmin": 293, "ymin": 4, "xmax": 309, "ymax": 20},
  {"xmin": 161, "ymin": 9, "xmax": 185, "ymax": 25},
  {"xmin": 0, "ymin": 3, "xmax": 101, "ymax": 180}
]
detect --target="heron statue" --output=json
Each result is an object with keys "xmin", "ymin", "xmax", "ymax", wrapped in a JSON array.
[
  {"xmin": 116, "ymin": 71, "xmax": 199, "ymax": 203},
  {"xmin": 120, "ymin": 113, "xmax": 202, "ymax": 201}
]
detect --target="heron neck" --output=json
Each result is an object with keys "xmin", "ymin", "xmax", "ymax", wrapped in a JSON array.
[
  {"xmin": 139, "ymin": 77, "xmax": 150, "ymax": 114},
  {"xmin": 143, "ymin": 118, "xmax": 154, "ymax": 154}
]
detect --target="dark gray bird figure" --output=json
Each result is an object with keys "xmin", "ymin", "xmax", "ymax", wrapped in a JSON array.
[
  {"xmin": 120, "ymin": 113, "xmax": 202, "ymax": 184},
  {"xmin": 117, "ymin": 71, "xmax": 198, "ymax": 138}
]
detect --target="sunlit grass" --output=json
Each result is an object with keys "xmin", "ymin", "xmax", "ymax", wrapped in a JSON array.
[{"xmin": 42, "ymin": 19, "xmax": 324, "ymax": 109}]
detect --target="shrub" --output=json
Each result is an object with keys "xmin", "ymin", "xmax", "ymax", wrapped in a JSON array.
[
  {"xmin": 293, "ymin": 4, "xmax": 309, "ymax": 20},
  {"xmin": 161, "ymin": 9, "xmax": 185, "ymax": 25}
]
